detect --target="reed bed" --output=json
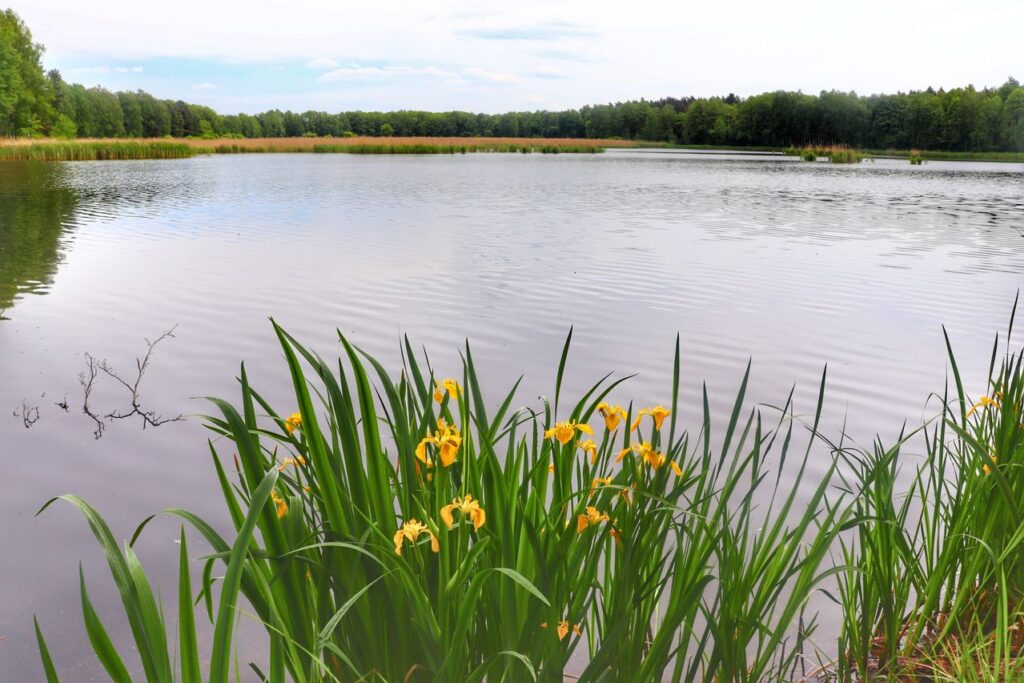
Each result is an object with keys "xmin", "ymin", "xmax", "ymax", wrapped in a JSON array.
[
  {"xmin": 33, "ymin": 303, "xmax": 1024, "ymax": 682},
  {"xmin": 188, "ymin": 136, "xmax": 622, "ymax": 153},
  {"xmin": 0, "ymin": 141, "xmax": 194, "ymax": 161},
  {"xmin": 210, "ymin": 142, "xmax": 602, "ymax": 155},
  {"xmin": 785, "ymin": 144, "xmax": 868, "ymax": 164},
  {"xmin": 0, "ymin": 136, "xmax": 624, "ymax": 161}
]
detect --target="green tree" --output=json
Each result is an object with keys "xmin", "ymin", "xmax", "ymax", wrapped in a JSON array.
[
  {"xmin": 0, "ymin": 9, "xmax": 52, "ymax": 136},
  {"xmin": 118, "ymin": 91, "xmax": 143, "ymax": 136},
  {"xmin": 1002, "ymin": 88, "xmax": 1024, "ymax": 151}
]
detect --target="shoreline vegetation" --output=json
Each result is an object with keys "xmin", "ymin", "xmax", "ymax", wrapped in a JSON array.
[
  {"xmin": 34, "ymin": 308, "xmax": 1024, "ymax": 682},
  {"xmin": 3, "ymin": 137, "xmax": 1024, "ymax": 162},
  {"xmin": 0, "ymin": 137, "xmax": 621, "ymax": 161}
]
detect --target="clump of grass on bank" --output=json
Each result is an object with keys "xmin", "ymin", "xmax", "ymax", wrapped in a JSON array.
[
  {"xmin": 32, "ymin": 303, "xmax": 1024, "ymax": 682},
  {"xmin": 0, "ymin": 141, "xmax": 194, "ymax": 161},
  {"xmin": 786, "ymin": 144, "xmax": 868, "ymax": 164},
  {"xmin": 833, "ymin": 309, "xmax": 1024, "ymax": 681},
  {"xmin": 909, "ymin": 148, "xmax": 924, "ymax": 165}
]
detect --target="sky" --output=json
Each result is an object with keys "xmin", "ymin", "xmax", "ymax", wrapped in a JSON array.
[{"xmin": 13, "ymin": 0, "xmax": 1024, "ymax": 114}]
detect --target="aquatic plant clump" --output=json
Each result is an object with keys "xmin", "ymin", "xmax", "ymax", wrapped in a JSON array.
[
  {"xmin": 786, "ymin": 144, "xmax": 868, "ymax": 164},
  {"xmin": 33, "ymin": 309, "xmax": 1024, "ymax": 681}
]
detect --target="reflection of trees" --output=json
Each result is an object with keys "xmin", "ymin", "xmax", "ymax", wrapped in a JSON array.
[{"xmin": 0, "ymin": 162, "xmax": 78, "ymax": 313}]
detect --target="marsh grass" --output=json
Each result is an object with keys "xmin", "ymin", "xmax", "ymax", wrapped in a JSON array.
[
  {"xmin": 0, "ymin": 136, "xmax": 622, "ymax": 161},
  {"xmin": 32, "ymin": 303, "xmax": 1024, "ymax": 682},
  {"xmin": 0, "ymin": 141, "xmax": 194, "ymax": 161}
]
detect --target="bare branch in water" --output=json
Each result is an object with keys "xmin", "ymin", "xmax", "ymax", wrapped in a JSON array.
[
  {"xmin": 55, "ymin": 395, "xmax": 69, "ymax": 412},
  {"xmin": 98, "ymin": 326, "xmax": 184, "ymax": 431},
  {"xmin": 13, "ymin": 401, "xmax": 40, "ymax": 428},
  {"xmin": 80, "ymin": 352, "xmax": 105, "ymax": 439}
]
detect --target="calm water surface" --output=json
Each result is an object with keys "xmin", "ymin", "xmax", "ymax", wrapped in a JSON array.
[{"xmin": 1, "ymin": 151, "xmax": 1022, "ymax": 680}]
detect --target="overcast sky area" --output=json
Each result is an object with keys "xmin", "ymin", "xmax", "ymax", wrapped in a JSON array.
[{"xmin": 13, "ymin": 0, "xmax": 1024, "ymax": 114}]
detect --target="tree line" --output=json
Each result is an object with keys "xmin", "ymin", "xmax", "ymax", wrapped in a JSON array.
[{"xmin": 3, "ymin": 9, "xmax": 1023, "ymax": 151}]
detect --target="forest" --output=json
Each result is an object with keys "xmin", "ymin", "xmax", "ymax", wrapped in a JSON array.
[{"xmin": 3, "ymin": 8, "xmax": 1024, "ymax": 151}]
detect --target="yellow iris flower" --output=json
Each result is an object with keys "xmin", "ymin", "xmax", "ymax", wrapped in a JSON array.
[
  {"xmin": 578, "ymin": 439, "xmax": 598, "ymax": 464},
  {"xmin": 541, "ymin": 621, "xmax": 582, "ymax": 641},
  {"xmin": 433, "ymin": 378, "xmax": 462, "ymax": 403},
  {"xmin": 577, "ymin": 506, "xmax": 610, "ymax": 533},
  {"xmin": 271, "ymin": 490, "xmax": 288, "ymax": 519},
  {"xmin": 284, "ymin": 412, "xmax": 302, "ymax": 434},
  {"xmin": 277, "ymin": 455, "xmax": 307, "ymax": 471},
  {"xmin": 440, "ymin": 494, "xmax": 486, "ymax": 530},
  {"xmin": 596, "ymin": 402, "xmax": 627, "ymax": 431},
  {"xmin": 631, "ymin": 405, "xmax": 671, "ymax": 432},
  {"xmin": 589, "ymin": 476, "xmax": 613, "ymax": 497},
  {"xmin": 544, "ymin": 420, "xmax": 594, "ymax": 445},
  {"xmin": 415, "ymin": 419, "xmax": 462, "ymax": 467},
  {"xmin": 967, "ymin": 395, "xmax": 1001, "ymax": 418},
  {"xmin": 394, "ymin": 519, "xmax": 440, "ymax": 556},
  {"xmin": 983, "ymin": 454, "xmax": 999, "ymax": 475},
  {"xmin": 615, "ymin": 441, "xmax": 683, "ymax": 475}
]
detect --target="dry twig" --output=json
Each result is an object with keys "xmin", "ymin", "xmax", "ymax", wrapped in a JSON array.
[{"xmin": 98, "ymin": 326, "xmax": 183, "ymax": 431}]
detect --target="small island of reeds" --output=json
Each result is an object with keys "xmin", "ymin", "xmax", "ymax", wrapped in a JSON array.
[{"xmin": 786, "ymin": 144, "xmax": 869, "ymax": 164}]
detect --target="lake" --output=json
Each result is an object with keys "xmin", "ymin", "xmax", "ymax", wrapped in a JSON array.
[{"xmin": 1, "ymin": 150, "xmax": 1022, "ymax": 680}]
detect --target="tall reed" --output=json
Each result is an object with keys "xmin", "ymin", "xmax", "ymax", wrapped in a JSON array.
[
  {"xmin": 0, "ymin": 141, "xmax": 194, "ymax": 161},
  {"xmin": 834, "ymin": 301, "xmax": 1024, "ymax": 680}
]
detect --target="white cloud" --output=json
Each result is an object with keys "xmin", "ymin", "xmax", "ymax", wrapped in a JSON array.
[
  {"xmin": 114, "ymin": 66, "xmax": 143, "ymax": 73},
  {"xmin": 525, "ymin": 67, "xmax": 566, "ymax": 80},
  {"xmin": 22, "ymin": 0, "xmax": 1024, "ymax": 112},
  {"xmin": 462, "ymin": 67, "xmax": 517, "ymax": 84},
  {"xmin": 317, "ymin": 64, "xmax": 453, "ymax": 83},
  {"xmin": 192, "ymin": 82, "xmax": 218, "ymax": 90},
  {"xmin": 306, "ymin": 58, "xmax": 339, "ymax": 69}
]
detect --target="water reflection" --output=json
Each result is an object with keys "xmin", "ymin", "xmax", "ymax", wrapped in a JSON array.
[{"xmin": 0, "ymin": 162, "xmax": 78, "ymax": 313}]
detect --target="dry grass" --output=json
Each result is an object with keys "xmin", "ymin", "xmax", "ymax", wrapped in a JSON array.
[{"xmin": 2, "ymin": 136, "xmax": 635, "ymax": 150}]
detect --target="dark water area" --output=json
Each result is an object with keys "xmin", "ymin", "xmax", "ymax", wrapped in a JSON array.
[{"xmin": 0, "ymin": 151, "xmax": 1022, "ymax": 680}]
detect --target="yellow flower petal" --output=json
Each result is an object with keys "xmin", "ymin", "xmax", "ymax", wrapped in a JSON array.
[
  {"xmin": 440, "ymin": 503, "xmax": 455, "ymax": 528},
  {"xmin": 284, "ymin": 412, "xmax": 302, "ymax": 434},
  {"xmin": 271, "ymin": 491, "xmax": 288, "ymax": 519}
]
